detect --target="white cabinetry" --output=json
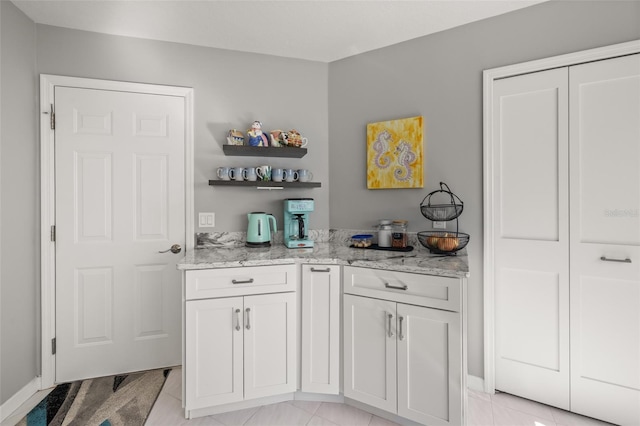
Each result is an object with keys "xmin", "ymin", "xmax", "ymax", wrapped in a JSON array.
[
  {"xmin": 184, "ymin": 265, "xmax": 297, "ymax": 416},
  {"xmin": 343, "ymin": 266, "xmax": 465, "ymax": 426},
  {"xmin": 489, "ymin": 50, "xmax": 639, "ymax": 425},
  {"xmin": 301, "ymin": 264, "xmax": 341, "ymax": 394}
]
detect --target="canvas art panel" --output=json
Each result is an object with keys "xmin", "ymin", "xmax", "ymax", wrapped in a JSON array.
[{"xmin": 367, "ymin": 116, "xmax": 424, "ymax": 189}]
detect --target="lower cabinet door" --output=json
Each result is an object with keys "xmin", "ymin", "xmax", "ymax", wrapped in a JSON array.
[
  {"xmin": 243, "ymin": 292, "xmax": 297, "ymax": 400},
  {"xmin": 344, "ymin": 294, "xmax": 397, "ymax": 413},
  {"xmin": 301, "ymin": 264, "xmax": 341, "ymax": 394},
  {"xmin": 185, "ymin": 297, "xmax": 244, "ymax": 410},
  {"xmin": 397, "ymin": 303, "xmax": 461, "ymax": 426}
]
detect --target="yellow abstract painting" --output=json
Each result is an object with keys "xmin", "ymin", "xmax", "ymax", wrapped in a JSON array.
[{"xmin": 367, "ymin": 116, "xmax": 424, "ymax": 189}]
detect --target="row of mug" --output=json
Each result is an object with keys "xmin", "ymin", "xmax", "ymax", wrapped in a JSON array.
[{"xmin": 217, "ymin": 166, "xmax": 314, "ymax": 183}]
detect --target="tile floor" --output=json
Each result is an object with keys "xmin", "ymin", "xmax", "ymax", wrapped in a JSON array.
[{"xmin": 145, "ymin": 368, "xmax": 616, "ymax": 426}]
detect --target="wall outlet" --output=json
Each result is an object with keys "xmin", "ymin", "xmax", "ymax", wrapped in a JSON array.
[
  {"xmin": 199, "ymin": 212, "xmax": 215, "ymax": 228},
  {"xmin": 433, "ymin": 221, "xmax": 446, "ymax": 229}
]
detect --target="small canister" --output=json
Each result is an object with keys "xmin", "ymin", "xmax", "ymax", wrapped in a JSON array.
[
  {"xmin": 378, "ymin": 219, "xmax": 393, "ymax": 248},
  {"xmin": 391, "ymin": 220, "xmax": 408, "ymax": 248}
]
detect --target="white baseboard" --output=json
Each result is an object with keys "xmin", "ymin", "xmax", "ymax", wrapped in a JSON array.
[
  {"xmin": 0, "ymin": 376, "xmax": 41, "ymax": 423},
  {"xmin": 467, "ymin": 374, "xmax": 485, "ymax": 393}
]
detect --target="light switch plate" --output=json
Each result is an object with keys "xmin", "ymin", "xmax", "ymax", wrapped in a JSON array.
[
  {"xmin": 199, "ymin": 212, "xmax": 215, "ymax": 228},
  {"xmin": 433, "ymin": 221, "xmax": 446, "ymax": 229}
]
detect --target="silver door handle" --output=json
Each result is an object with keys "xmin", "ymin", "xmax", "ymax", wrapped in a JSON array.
[
  {"xmin": 158, "ymin": 244, "xmax": 181, "ymax": 254},
  {"xmin": 385, "ymin": 282, "xmax": 408, "ymax": 290},
  {"xmin": 310, "ymin": 267, "xmax": 331, "ymax": 272},
  {"xmin": 245, "ymin": 308, "xmax": 251, "ymax": 330},
  {"xmin": 235, "ymin": 309, "xmax": 241, "ymax": 331},
  {"xmin": 399, "ymin": 316, "xmax": 405, "ymax": 341},
  {"xmin": 232, "ymin": 278, "xmax": 254, "ymax": 284},
  {"xmin": 387, "ymin": 313, "xmax": 394, "ymax": 338},
  {"xmin": 600, "ymin": 256, "xmax": 632, "ymax": 263}
]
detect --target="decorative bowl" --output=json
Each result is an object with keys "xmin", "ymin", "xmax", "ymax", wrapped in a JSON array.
[{"xmin": 417, "ymin": 231, "xmax": 469, "ymax": 255}]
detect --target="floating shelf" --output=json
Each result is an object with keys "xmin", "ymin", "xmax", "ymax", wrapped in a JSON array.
[
  {"xmin": 209, "ymin": 180, "xmax": 321, "ymax": 189},
  {"xmin": 222, "ymin": 145, "xmax": 307, "ymax": 158}
]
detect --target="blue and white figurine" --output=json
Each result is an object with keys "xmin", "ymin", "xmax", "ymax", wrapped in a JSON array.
[{"xmin": 246, "ymin": 121, "xmax": 269, "ymax": 147}]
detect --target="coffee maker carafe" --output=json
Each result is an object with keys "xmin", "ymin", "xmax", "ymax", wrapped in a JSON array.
[{"xmin": 284, "ymin": 198, "xmax": 314, "ymax": 248}]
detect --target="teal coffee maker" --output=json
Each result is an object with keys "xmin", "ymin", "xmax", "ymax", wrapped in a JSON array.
[{"xmin": 284, "ymin": 198, "xmax": 314, "ymax": 248}]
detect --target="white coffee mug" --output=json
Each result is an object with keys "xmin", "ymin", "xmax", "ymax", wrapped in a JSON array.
[
  {"xmin": 216, "ymin": 166, "xmax": 231, "ymax": 181},
  {"xmin": 229, "ymin": 167, "xmax": 245, "ymax": 181},
  {"xmin": 242, "ymin": 167, "xmax": 257, "ymax": 181},
  {"xmin": 283, "ymin": 169, "xmax": 299, "ymax": 182},
  {"xmin": 272, "ymin": 168, "xmax": 284, "ymax": 182},
  {"xmin": 298, "ymin": 169, "xmax": 313, "ymax": 182}
]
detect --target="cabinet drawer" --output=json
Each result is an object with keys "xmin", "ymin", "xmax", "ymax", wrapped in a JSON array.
[
  {"xmin": 343, "ymin": 266, "xmax": 461, "ymax": 312},
  {"xmin": 186, "ymin": 264, "xmax": 296, "ymax": 300}
]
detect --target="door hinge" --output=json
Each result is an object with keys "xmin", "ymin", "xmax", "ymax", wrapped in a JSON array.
[
  {"xmin": 51, "ymin": 337, "xmax": 56, "ymax": 355},
  {"xmin": 50, "ymin": 104, "xmax": 55, "ymax": 130},
  {"xmin": 50, "ymin": 225, "xmax": 56, "ymax": 242}
]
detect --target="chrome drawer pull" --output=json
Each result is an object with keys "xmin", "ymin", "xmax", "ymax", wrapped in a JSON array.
[
  {"xmin": 232, "ymin": 278, "xmax": 254, "ymax": 284},
  {"xmin": 387, "ymin": 313, "xmax": 394, "ymax": 338},
  {"xmin": 245, "ymin": 308, "xmax": 251, "ymax": 330},
  {"xmin": 600, "ymin": 256, "xmax": 632, "ymax": 263},
  {"xmin": 385, "ymin": 282, "xmax": 408, "ymax": 290},
  {"xmin": 310, "ymin": 267, "xmax": 331, "ymax": 272},
  {"xmin": 235, "ymin": 309, "xmax": 241, "ymax": 331},
  {"xmin": 399, "ymin": 316, "xmax": 405, "ymax": 341}
]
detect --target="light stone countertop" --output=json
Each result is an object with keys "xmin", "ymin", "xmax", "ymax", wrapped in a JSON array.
[{"xmin": 177, "ymin": 240, "xmax": 469, "ymax": 278}]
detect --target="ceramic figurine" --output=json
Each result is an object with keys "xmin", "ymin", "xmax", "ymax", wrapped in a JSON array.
[
  {"xmin": 226, "ymin": 129, "xmax": 244, "ymax": 145},
  {"xmin": 246, "ymin": 121, "xmax": 269, "ymax": 147}
]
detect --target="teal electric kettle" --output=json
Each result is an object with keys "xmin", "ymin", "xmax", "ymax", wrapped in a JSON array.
[{"xmin": 246, "ymin": 212, "xmax": 277, "ymax": 247}]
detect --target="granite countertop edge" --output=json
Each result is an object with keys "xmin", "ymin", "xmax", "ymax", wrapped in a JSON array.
[{"xmin": 177, "ymin": 242, "xmax": 470, "ymax": 279}]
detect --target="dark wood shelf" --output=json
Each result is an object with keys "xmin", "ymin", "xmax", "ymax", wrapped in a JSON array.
[
  {"xmin": 222, "ymin": 145, "xmax": 307, "ymax": 158},
  {"xmin": 209, "ymin": 180, "xmax": 321, "ymax": 189}
]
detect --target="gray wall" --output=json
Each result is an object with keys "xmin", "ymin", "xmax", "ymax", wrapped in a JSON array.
[
  {"xmin": 36, "ymin": 25, "xmax": 330, "ymax": 236},
  {"xmin": 328, "ymin": 0, "xmax": 640, "ymax": 378},
  {"xmin": 0, "ymin": 1, "xmax": 38, "ymax": 405}
]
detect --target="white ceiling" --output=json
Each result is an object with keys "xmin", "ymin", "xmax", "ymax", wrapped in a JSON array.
[{"xmin": 12, "ymin": 0, "xmax": 547, "ymax": 63}]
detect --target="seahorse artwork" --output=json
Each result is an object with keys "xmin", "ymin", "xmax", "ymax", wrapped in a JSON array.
[
  {"xmin": 394, "ymin": 140, "xmax": 416, "ymax": 182},
  {"xmin": 366, "ymin": 116, "xmax": 423, "ymax": 189},
  {"xmin": 373, "ymin": 130, "xmax": 392, "ymax": 169}
]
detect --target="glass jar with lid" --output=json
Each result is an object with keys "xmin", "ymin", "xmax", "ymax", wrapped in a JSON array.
[
  {"xmin": 377, "ymin": 219, "xmax": 393, "ymax": 248},
  {"xmin": 391, "ymin": 220, "xmax": 408, "ymax": 248}
]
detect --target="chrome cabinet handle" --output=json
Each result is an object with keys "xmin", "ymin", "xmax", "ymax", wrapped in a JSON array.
[
  {"xmin": 235, "ymin": 309, "xmax": 241, "ymax": 331},
  {"xmin": 232, "ymin": 278, "xmax": 254, "ymax": 284},
  {"xmin": 385, "ymin": 282, "xmax": 408, "ymax": 290},
  {"xmin": 600, "ymin": 256, "xmax": 632, "ymax": 263},
  {"xmin": 245, "ymin": 308, "xmax": 251, "ymax": 330},
  {"xmin": 158, "ymin": 244, "xmax": 181, "ymax": 254},
  {"xmin": 310, "ymin": 267, "xmax": 331, "ymax": 272},
  {"xmin": 387, "ymin": 313, "xmax": 394, "ymax": 338},
  {"xmin": 399, "ymin": 316, "xmax": 405, "ymax": 341}
]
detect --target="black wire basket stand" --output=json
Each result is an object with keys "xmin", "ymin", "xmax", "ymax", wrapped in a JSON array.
[{"xmin": 417, "ymin": 182, "xmax": 469, "ymax": 255}]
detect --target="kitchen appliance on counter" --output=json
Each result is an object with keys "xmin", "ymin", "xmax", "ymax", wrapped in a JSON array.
[
  {"xmin": 246, "ymin": 212, "xmax": 277, "ymax": 247},
  {"xmin": 284, "ymin": 198, "xmax": 314, "ymax": 248}
]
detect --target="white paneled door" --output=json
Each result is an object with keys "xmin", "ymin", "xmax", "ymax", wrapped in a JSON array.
[
  {"xmin": 492, "ymin": 67, "xmax": 571, "ymax": 410},
  {"xmin": 569, "ymin": 54, "xmax": 640, "ymax": 426},
  {"xmin": 55, "ymin": 87, "xmax": 185, "ymax": 382}
]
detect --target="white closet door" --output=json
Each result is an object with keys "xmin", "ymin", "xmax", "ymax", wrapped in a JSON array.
[
  {"xmin": 492, "ymin": 67, "xmax": 570, "ymax": 409},
  {"xmin": 569, "ymin": 53, "xmax": 640, "ymax": 426}
]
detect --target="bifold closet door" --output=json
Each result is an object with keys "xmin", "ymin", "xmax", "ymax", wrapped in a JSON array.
[
  {"xmin": 492, "ymin": 67, "xmax": 570, "ymax": 410},
  {"xmin": 569, "ymin": 53, "xmax": 640, "ymax": 426}
]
